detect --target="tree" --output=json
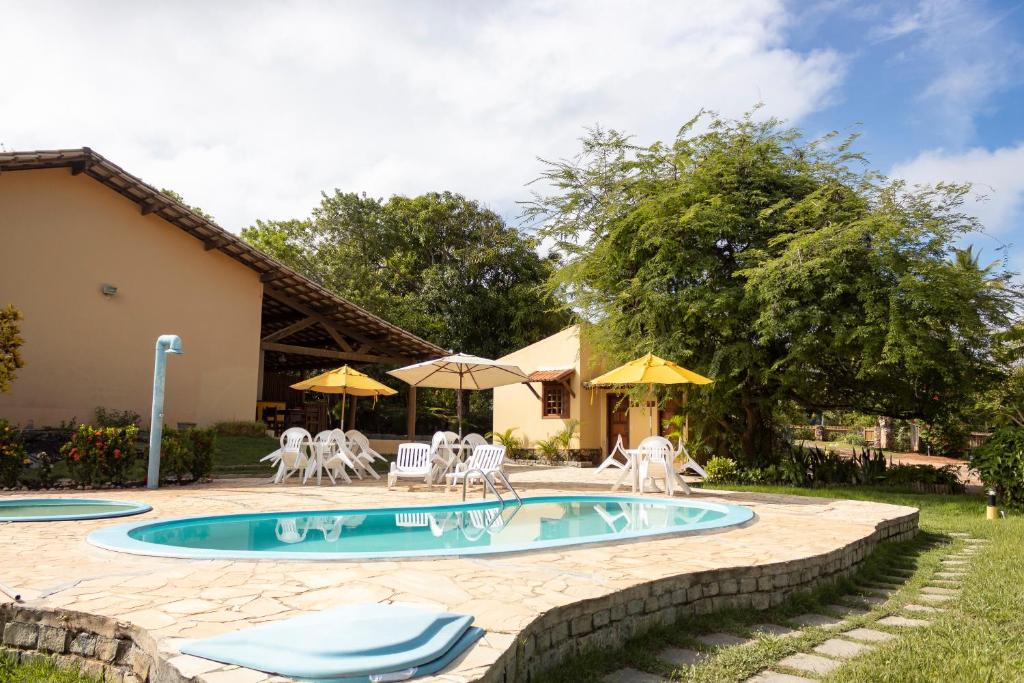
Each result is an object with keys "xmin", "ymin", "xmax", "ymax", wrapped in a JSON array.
[
  {"xmin": 528, "ymin": 111, "xmax": 1020, "ymax": 463},
  {"xmin": 0, "ymin": 305, "xmax": 25, "ymax": 393},
  {"xmin": 243, "ymin": 191, "xmax": 568, "ymax": 359}
]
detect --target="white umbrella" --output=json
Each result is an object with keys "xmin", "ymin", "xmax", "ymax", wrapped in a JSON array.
[{"xmin": 387, "ymin": 353, "xmax": 528, "ymax": 436}]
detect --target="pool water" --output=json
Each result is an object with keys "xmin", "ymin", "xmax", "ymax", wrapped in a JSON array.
[
  {"xmin": 88, "ymin": 496, "xmax": 754, "ymax": 560},
  {"xmin": 0, "ymin": 498, "xmax": 152, "ymax": 522}
]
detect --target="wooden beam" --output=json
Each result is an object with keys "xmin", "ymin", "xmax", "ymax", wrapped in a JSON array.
[
  {"xmin": 320, "ymin": 321, "xmax": 354, "ymax": 352},
  {"xmin": 260, "ymin": 341, "xmax": 407, "ymax": 365},
  {"xmin": 204, "ymin": 239, "xmax": 227, "ymax": 251},
  {"xmin": 562, "ymin": 380, "xmax": 576, "ymax": 398},
  {"xmin": 260, "ymin": 272, "xmax": 284, "ymax": 284},
  {"xmin": 523, "ymin": 382, "xmax": 541, "ymax": 400},
  {"xmin": 70, "ymin": 161, "xmax": 89, "ymax": 175},
  {"xmin": 141, "ymin": 201, "xmax": 164, "ymax": 215},
  {"xmin": 262, "ymin": 316, "xmax": 317, "ymax": 343},
  {"xmin": 264, "ymin": 285, "xmax": 380, "ymax": 351}
]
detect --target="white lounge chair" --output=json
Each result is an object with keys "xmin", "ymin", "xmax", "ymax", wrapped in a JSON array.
[
  {"xmin": 446, "ymin": 444, "xmax": 507, "ymax": 491},
  {"xmin": 388, "ymin": 443, "xmax": 434, "ymax": 489},
  {"xmin": 595, "ymin": 434, "xmax": 630, "ymax": 472},
  {"xmin": 346, "ymin": 429, "xmax": 387, "ymax": 464},
  {"xmin": 273, "ymin": 427, "xmax": 312, "ymax": 484}
]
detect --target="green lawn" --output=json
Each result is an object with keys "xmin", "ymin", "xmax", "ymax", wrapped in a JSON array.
[
  {"xmin": 211, "ymin": 434, "xmax": 280, "ymax": 476},
  {"xmin": 540, "ymin": 485, "xmax": 1024, "ymax": 682},
  {"xmin": 0, "ymin": 652, "xmax": 99, "ymax": 682}
]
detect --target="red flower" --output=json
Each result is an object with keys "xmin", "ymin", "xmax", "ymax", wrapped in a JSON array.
[{"xmin": 113, "ymin": 449, "xmax": 121, "ymax": 459}]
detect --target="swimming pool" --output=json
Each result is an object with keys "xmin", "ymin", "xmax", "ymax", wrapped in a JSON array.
[
  {"xmin": 0, "ymin": 498, "xmax": 152, "ymax": 522},
  {"xmin": 88, "ymin": 495, "xmax": 754, "ymax": 560}
]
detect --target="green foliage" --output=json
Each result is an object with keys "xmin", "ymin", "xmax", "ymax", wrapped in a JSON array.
[
  {"xmin": 486, "ymin": 427, "xmax": 525, "ymax": 453},
  {"xmin": 212, "ymin": 420, "xmax": 268, "ymax": 437},
  {"xmin": 971, "ymin": 427, "xmax": 1024, "ymax": 509},
  {"xmin": 160, "ymin": 188, "xmax": 215, "ymax": 221},
  {"xmin": 533, "ymin": 437, "xmax": 561, "ymax": 460},
  {"xmin": 60, "ymin": 424, "xmax": 138, "ymax": 485},
  {"xmin": 920, "ymin": 415, "xmax": 970, "ymax": 456},
  {"xmin": 553, "ymin": 419, "xmax": 580, "ymax": 452},
  {"xmin": 0, "ymin": 419, "xmax": 27, "ymax": 487},
  {"xmin": 883, "ymin": 464, "xmax": 964, "ymax": 492},
  {"xmin": 242, "ymin": 191, "xmax": 569, "ymax": 361},
  {"xmin": 94, "ymin": 406, "xmax": 141, "ymax": 428},
  {"xmin": 852, "ymin": 447, "xmax": 887, "ymax": 484},
  {"xmin": 703, "ymin": 456, "xmax": 739, "ymax": 484},
  {"xmin": 790, "ymin": 425, "xmax": 815, "ymax": 441},
  {"xmin": 0, "ymin": 304, "xmax": 25, "ymax": 393},
  {"xmin": 0, "ymin": 650, "xmax": 100, "ymax": 682},
  {"xmin": 529, "ymin": 111, "xmax": 1020, "ymax": 463},
  {"xmin": 160, "ymin": 427, "xmax": 217, "ymax": 483}
]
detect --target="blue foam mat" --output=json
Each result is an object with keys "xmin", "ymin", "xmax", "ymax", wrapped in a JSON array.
[{"xmin": 180, "ymin": 603, "xmax": 482, "ymax": 680}]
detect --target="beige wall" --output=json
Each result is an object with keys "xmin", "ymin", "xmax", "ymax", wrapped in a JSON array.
[
  {"xmin": 494, "ymin": 325, "xmax": 664, "ymax": 453},
  {"xmin": 0, "ymin": 168, "xmax": 263, "ymax": 428}
]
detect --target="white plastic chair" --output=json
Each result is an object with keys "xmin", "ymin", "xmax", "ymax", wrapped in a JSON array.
[
  {"xmin": 446, "ymin": 444, "xmax": 507, "ymax": 491},
  {"xmin": 595, "ymin": 434, "xmax": 630, "ymax": 472},
  {"xmin": 273, "ymin": 428, "xmax": 312, "ymax": 484},
  {"xmin": 461, "ymin": 433, "xmax": 488, "ymax": 452},
  {"xmin": 637, "ymin": 435, "xmax": 688, "ymax": 495},
  {"xmin": 309, "ymin": 431, "xmax": 353, "ymax": 485},
  {"xmin": 388, "ymin": 443, "xmax": 434, "ymax": 489},
  {"xmin": 428, "ymin": 431, "xmax": 458, "ymax": 482},
  {"xmin": 395, "ymin": 513, "xmax": 431, "ymax": 528},
  {"xmin": 275, "ymin": 518, "xmax": 308, "ymax": 543},
  {"xmin": 346, "ymin": 429, "xmax": 387, "ymax": 464},
  {"xmin": 326, "ymin": 430, "xmax": 378, "ymax": 480}
]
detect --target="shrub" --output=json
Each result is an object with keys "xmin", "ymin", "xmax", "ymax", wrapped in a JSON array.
[
  {"xmin": 971, "ymin": 427, "xmax": 1024, "ymax": 509},
  {"xmin": 487, "ymin": 427, "xmax": 525, "ymax": 454},
  {"xmin": 0, "ymin": 420, "xmax": 27, "ymax": 487},
  {"xmin": 533, "ymin": 437, "xmax": 561, "ymax": 460},
  {"xmin": 60, "ymin": 424, "xmax": 139, "ymax": 485},
  {"xmin": 704, "ymin": 456, "xmax": 738, "ymax": 484},
  {"xmin": 852, "ymin": 447, "xmax": 887, "ymax": 485},
  {"xmin": 0, "ymin": 305, "xmax": 25, "ymax": 393},
  {"xmin": 884, "ymin": 464, "xmax": 964, "ymax": 492},
  {"xmin": 791, "ymin": 425, "xmax": 815, "ymax": 441},
  {"xmin": 553, "ymin": 419, "xmax": 580, "ymax": 453},
  {"xmin": 94, "ymin": 407, "xmax": 141, "ymax": 428},
  {"xmin": 212, "ymin": 420, "xmax": 268, "ymax": 437},
  {"xmin": 160, "ymin": 427, "xmax": 217, "ymax": 483},
  {"xmin": 921, "ymin": 415, "xmax": 970, "ymax": 457},
  {"xmin": 891, "ymin": 420, "xmax": 913, "ymax": 452}
]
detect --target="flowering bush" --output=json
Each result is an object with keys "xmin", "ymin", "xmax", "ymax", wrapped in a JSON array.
[
  {"xmin": 0, "ymin": 419, "xmax": 27, "ymax": 487},
  {"xmin": 160, "ymin": 427, "xmax": 216, "ymax": 483},
  {"xmin": 60, "ymin": 424, "xmax": 138, "ymax": 485}
]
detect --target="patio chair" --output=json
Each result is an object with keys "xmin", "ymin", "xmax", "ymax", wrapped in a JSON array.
[
  {"xmin": 637, "ymin": 436, "xmax": 689, "ymax": 495},
  {"xmin": 445, "ymin": 444, "xmax": 507, "ymax": 491},
  {"xmin": 273, "ymin": 427, "xmax": 312, "ymax": 484},
  {"xmin": 329, "ymin": 429, "xmax": 378, "ymax": 480},
  {"xmin": 346, "ymin": 429, "xmax": 387, "ymax": 464},
  {"xmin": 310, "ymin": 431, "xmax": 353, "ymax": 485},
  {"xmin": 461, "ymin": 432, "xmax": 488, "ymax": 452},
  {"xmin": 595, "ymin": 434, "xmax": 630, "ymax": 472},
  {"xmin": 388, "ymin": 443, "xmax": 434, "ymax": 489},
  {"xmin": 275, "ymin": 517, "xmax": 308, "ymax": 543},
  {"xmin": 428, "ymin": 431, "xmax": 458, "ymax": 482}
]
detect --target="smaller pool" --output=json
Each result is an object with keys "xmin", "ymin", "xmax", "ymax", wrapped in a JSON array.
[{"xmin": 0, "ymin": 498, "xmax": 152, "ymax": 522}]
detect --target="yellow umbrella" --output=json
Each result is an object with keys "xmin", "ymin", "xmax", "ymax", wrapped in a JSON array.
[
  {"xmin": 589, "ymin": 353, "xmax": 713, "ymax": 435},
  {"xmin": 290, "ymin": 365, "xmax": 397, "ymax": 430}
]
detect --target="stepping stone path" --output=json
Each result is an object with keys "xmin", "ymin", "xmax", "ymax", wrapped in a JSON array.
[{"xmin": 606, "ymin": 536, "xmax": 979, "ymax": 683}]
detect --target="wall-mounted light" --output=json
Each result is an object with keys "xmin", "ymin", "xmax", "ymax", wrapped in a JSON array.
[{"xmin": 101, "ymin": 283, "xmax": 118, "ymax": 297}]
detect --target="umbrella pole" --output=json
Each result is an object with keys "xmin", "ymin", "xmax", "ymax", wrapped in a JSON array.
[
  {"xmin": 340, "ymin": 391, "xmax": 347, "ymax": 432},
  {"xmin": 457, "ymin": 373, "xmax": 463, "ymax": 439}
]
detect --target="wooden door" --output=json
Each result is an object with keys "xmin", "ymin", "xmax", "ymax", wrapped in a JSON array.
[{"xmin": 606, "ymin": 393, "xmax": 630, "ymax": 453}]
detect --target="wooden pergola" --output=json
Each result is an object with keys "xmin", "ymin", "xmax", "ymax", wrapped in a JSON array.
[{"xmin": 0, "ymin": 148, "xmax": 444, "ymax": 436}]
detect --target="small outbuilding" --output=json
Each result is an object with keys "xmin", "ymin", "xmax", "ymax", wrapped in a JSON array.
[{"xmin": 0, "ymin": 148, "xmax": 442, "ymax": 432}]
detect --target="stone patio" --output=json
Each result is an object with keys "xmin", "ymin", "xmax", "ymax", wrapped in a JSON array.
[{"xmin": 0, "ymin": 465, "xmax": 918, "ymax": 682}]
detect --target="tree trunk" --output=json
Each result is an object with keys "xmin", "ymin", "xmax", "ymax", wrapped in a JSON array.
[{"xmin": 877, "ymin": 416, "xmax": 893, "ymax": 450}]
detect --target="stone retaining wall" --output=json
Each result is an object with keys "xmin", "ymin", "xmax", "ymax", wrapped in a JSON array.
[{"xmin": 0, "ymin": 510, "xmax": 917, "ymax": 683}]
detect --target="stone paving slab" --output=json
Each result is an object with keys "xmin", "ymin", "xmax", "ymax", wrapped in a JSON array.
[
  {"xmin": 695, "ymin": 632, "xmax": 750, "ymax": 648},
  {"xmin": 790, "ymin": 613, "xmax": 846, "ymax": 628},
  {"xmin": 777, "ymin": 652, "xmax": 842, "ymax": 674},
  {"xmin": 878, "ymin": 616, "xmax": 932, "ymax": 628},
  {"xmin": 750, "ymin": 623, "xmax": 797, "ymax": 637},
  {"xmin": 903, "ymin": 603, "xmax": 943, "ymax": 613},
  {"xmin": 917, "ymin": 593, "xmax": 953, "ymax": 604},
  {"xmin": 921, "ymin": 586, "xmax": 959, "ymax": 595},
  {"xmin": 813, "ymin": 637, "xmax": 872, "ymax": 658},
  {"xmin": 603, "ymin": 667, "xmax": 666, "ymax": 682},
  {"xmin": 848, "ymin": 595, "xmax": 886, "ymax": 606},
  {"xmin": 841, "ymin": 627, "xmax": 896, "ymax": 642},
  {"xmin": 935, "ymin": 571, "xmax": 965, "ymax": 579},
  {"xmin": 745, "ymin": 671, "xmax": 817, "ymax": 683},
  {"xmin": 826, "ymin": 604, "xmax": 868, "ymax": 617},
  {"xmin": 658, "ymin": 646, "xmax": 704, "ymax": 667},
  {"xmin": 0, "ymin": 469, "xmax": 918, "ymax": 683}
]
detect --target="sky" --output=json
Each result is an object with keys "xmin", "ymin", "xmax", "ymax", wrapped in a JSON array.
[{"xmin": 3, "ymin": 0, "xmax": 1023, "ymax": 270}]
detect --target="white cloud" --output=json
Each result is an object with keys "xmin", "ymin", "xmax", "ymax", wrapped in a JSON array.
[
  {"xmin": 0, "ymin": 0, "xmax": 843, "ymax": 230},
  {"xmin": 892, "ymin": 144, "xmax": 1024, "ymax": 271}
]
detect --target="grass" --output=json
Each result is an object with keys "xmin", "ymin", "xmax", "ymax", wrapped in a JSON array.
[
  {"xmin": 539, "ymin": 485, "xmax": 1024, "ymax": 682},
  {"xmin": 211, "ymin": 434, "xmax": 280, "ymax": 476},
  {"xmin": 0, "ymin": 652, "xmax": 99, "ymax": 682}
]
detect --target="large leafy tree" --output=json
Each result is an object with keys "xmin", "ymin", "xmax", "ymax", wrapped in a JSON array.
[{"xmin": 529, "ymin": 112, "xmax": 1020, "ymax": 463}]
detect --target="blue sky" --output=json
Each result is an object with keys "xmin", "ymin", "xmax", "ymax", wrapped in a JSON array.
[{"xmin": 3, "ymin": 0, "xmax": 1023, "ymax": 270}]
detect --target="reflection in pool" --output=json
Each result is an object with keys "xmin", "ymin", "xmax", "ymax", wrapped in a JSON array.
[{"xmin": 88, "ymin": 496, "xmax": 754, "ymax": 560}]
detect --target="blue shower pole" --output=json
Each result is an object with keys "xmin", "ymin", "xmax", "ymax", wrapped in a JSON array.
[{"xmin": 147, "ymin": 334, "xmax": 183, "ymax": 489}]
